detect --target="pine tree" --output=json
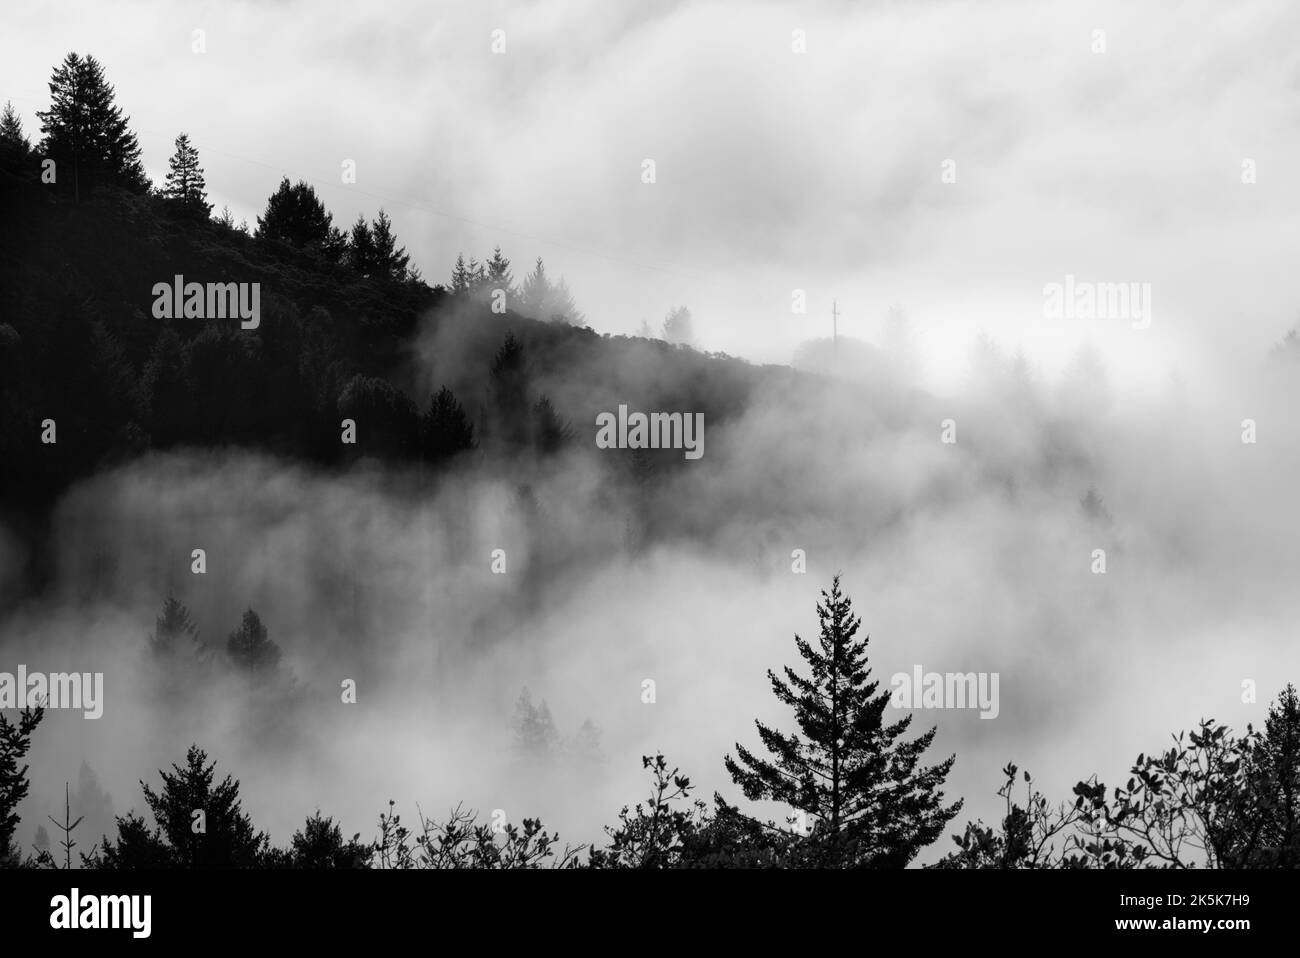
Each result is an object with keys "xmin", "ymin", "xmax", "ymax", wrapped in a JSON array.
[
  {"xmin": 724, "ymin": 575, "xmax": 962, "ymax": 867},
  {"xmin": 134, "ymin": 744, "xmax": 270, "ymax": 868},
  {"xmin": 71, "ymin": 760, "xmax": 115, "ymax": 859},
  {"xmin": 489, "ymin": 332, "xmax": 530, "ymax": 447},
  {"xmin": 519, "ymin": 257, "xmax": 551, "ymax": 318},
  {"xmin": 369, "ymin": 209, "xmax": 410, "ymax": 281},
  {"xmin": 420, "ymin": 386, "xmax": 475, "ymax": 461},
  {"xmin": 467, "ymin": 257, "xmax": 487, "ymax": 297},
  {"xmin": 148, "ymin": 593, "xmax": 203, "ymax": 662},
  {"xmin": 0, "ymin": 101, "xmax": 28, "ymax": 150},
  {"xmin": 531, "ymin": 395, "xmax": 573, "ymax": 455},
  {"xmin": 0, "ymin": 706, "xmax": 44, "ymax": 865},
  {"xmin": 346, "ymin": 213, "xmax": 375, "ymax": 277},
  {"xmin": 1255, "ymin": 684, "xmax": 1300, "ymax": 866},
  {"xmin": 512, "ymin": 687, "xmax": 559, "ymax": 756},
  {"xmin": 254, "ymin": 177, "xmax": 344, "ymax": 260},
  {"xmin": 225, "ymin": 608, "xmax": 283, "ymax": 678},
  {"xmin": 485, "ymin": 246, "xmax": 515, "ymax": 301},
  {"xmin": 548, "ymin": 276, "xmax": 584, "ymax": 325},
  {"xmin": 450, "ymin": 253, "xmax": 472, "ymax": 293},
  {"xmin": 515, "ymin": 259, "xmax": 583, "ymax": 324},
  {"xmin": 36, "ymin": 53, "xmax": 149, "ymax": 199},
  {"xmin": 661, "ymin": 305, "xmax": 694, "ymax": 346},
  {"xmin": 0, "ymin": 101, "xmax": 31, "ymax": 173},
  {"xmin": 162, "ymin": 132, "xmax": 210, "ymax": 215},
  {"xmin": 282, "ymin": 812, "xmax": 370, "ymax": 868}
]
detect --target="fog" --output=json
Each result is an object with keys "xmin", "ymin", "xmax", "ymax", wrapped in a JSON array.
[
  {"xmin": 3, "ymin": 0, "xmax": 1300, "ymax": 867},
  {"xmin": 5, "ymin": 315, "xmax": 1300, "ymax": 863}
]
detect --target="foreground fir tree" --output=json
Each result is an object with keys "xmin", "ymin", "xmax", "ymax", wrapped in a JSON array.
[
  {"xmin": 93, "ymin": 745, "xmax": 270, "ymax": 868},
  {"xmin": 725, "ymin": 575, "xmax": 962, "ymax": 867},
  {"xmin": 0, "ymin": 706, "xmax": 44, "ymax": 867},
  {"xmin": 1244, "ymin": 684, "xmax": 1300, "ymax": 867},
  {"xmin": 262, "ymin": 811, "xmax": 369, "ymax": 868}
]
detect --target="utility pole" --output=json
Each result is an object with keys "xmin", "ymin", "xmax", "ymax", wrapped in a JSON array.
[{"xmin": 832, "ymin": 299, "xmax": 839, "ymax": 353}]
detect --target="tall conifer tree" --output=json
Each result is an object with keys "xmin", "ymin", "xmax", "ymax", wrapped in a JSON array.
[{"xmin": 725, "ymin": 575, "xmax": 962, "ymax": 866}]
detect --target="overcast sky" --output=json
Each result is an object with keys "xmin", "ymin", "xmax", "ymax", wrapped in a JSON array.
[{"xmin": 4, "ymin": 0, "xmax": 1299, "ymax": 385}]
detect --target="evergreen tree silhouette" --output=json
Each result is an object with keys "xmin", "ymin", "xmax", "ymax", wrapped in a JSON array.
[
  {"xmin": 450, "ymin": 253, "xmax": 472, "ymax": 293},
  {"xmin": 0, "ymin": 705, "xmax": 44, "ymax": 866},
  {"xmin": 98, "ymin": 745, "xmax": 270, "ymax": 868},
  {"xmin": 225, "ymin": 608, "xmax": 283, "ymax": 679},
  {"xmin": 531, "ymin": 395, "xmax": 573, "ymax": 455},
  {"xmin": 255, "ymin": 177, "xmax": 345, "ymax": 260},
  {"xmin": 369, "ymin": 209, "xmax": 410, "ymax": 281},
  {"xmin": 148, "ymin": 593, "xmax": 203, "ymax": 662},
  {"xmin": 420, "ymin": 385, "xmax": 475, "ymax": 462},
  {"xmin": 725, "ymin": 575, "xmax": 962, "ymax": 866},
  {"xmin": 36, "ymin": 53, "xmax": 149, "ymax": 199},
  {"xmin": 1254, "ymin": 684, "xmax": 1300, "ymax": 866},
  {"xmin": 346, "ymin": 213, "xmax": 375, "ymax": 277},
  {"xmin": 489, "ymin": 332, "xmax": 530, "ymax": 447},
  {"xmin": 519, "ymin": 258, "xmax": 551, "ymax": 318},
  {"xmin": 0, "ymin": 100, "xmax": 31, "ymax": 173},
  {"xmin": 269, "ymin": 811, "xmax": 370, "ymax": 868},
  {"xmin": 162, "ymin": 132, "xmax": 210, "ymax": 215},
  {"xmin": 485, "ymin": 245, "xmax": 515, "ymax": 301}
]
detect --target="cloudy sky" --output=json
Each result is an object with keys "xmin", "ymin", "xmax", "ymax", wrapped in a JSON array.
[{"xmin": 5, "ymin": 0, "xmax": 1299, "ymax": 385}]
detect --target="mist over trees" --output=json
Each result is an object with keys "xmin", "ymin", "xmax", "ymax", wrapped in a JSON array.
[
  {"xmin": 5, "ymin": 48, "xmax": 1300, "ymax": 879},
  {"xmin": 5, "ymin": 574, "xmax": 1298, "ymax": 870}
]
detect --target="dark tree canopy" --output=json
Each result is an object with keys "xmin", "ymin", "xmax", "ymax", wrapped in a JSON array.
[
  {"xmin": 369, "ymin": 209, "xmax": 410, "ymax": 282},
  {"xmin": 96, "ymin": 745, "xmax": 270, "ymax": 868},
  {"xmin": 0, "ymin": 101, "xmax": 32, "ymax": 173},
  {"xmin": 255, "ymin": 177, "xmax": 346, "ymax": 260},
  {"xmin": 421, "ymin": 385, "xmax": 475, "ymax": 461},
  {"xmin": 36, "ymin": 53, "xmax": 149, "ymax": 198},
  {"xmin": 1, "ymin": 707, "xmax": 44, "ymax": 865}
]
